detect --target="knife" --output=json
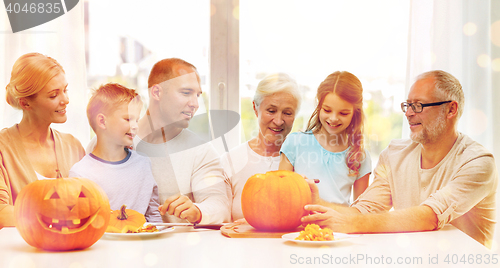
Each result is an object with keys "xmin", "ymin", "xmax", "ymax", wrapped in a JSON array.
[{"xmin": 151, "ymin": 222, "xmax": 226, "ymax": 230}]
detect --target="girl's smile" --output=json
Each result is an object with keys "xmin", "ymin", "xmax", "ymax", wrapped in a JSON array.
[{"xmin": 318, "ymin": 93, "xmax": 354, "ymax": 137}]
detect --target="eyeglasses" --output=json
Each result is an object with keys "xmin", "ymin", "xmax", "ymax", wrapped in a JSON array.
[{"xmin": 401, "ymin": 101, "xmax": 452, "ymax": 113}]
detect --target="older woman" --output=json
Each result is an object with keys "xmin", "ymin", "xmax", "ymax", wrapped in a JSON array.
[
  {"xmin": 221, "ymin": 73, "xmax": 301, "ymax": 221},
  {"xmin": 0, "ymin": 53, "xmax": 85, "ymax": 227}
]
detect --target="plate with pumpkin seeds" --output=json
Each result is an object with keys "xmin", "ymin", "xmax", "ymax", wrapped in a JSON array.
[
  {"xmin": 102, "ymin": 223, "xmax": 174, "ymax": 239},
  {"xmin": 282, "ymin": 232, "xmax": 360, "ymax": 246}
]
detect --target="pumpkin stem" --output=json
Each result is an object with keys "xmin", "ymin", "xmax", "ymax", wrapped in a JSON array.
[{"xmin": 117, "ymin": 205, "xmax": 128, "ymax": 220}]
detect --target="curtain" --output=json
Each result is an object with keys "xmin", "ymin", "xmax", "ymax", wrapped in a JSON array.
[
  {"xmin": 406, "ymin": 0, "xmax": 500, "ymax": 163},
  {"xmin": 0, "ymin": 2, "xmax": 89, "ymax": 146},
  {"xmin": 406, "ymin": 0, "xmax": 500, "ymax": 244}
]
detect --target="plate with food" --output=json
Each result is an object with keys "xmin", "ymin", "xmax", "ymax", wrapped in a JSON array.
[
  {"xmin": 102, "ymin": 223, "xmax": 174, "ymax": 239},
  {"xmin": 282, "ymin": 224, "xmax": 360, "ymax": 246}
]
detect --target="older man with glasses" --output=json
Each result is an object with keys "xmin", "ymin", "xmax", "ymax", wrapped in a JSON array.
[{"xmin": 301, "ymin": 70, "xmax": 498, "ymax": 248}]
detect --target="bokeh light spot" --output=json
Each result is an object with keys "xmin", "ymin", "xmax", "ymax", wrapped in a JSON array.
[
  {"xmin": 203, "ymin": 175, "xmax": 220, "ymax": 187},
  {"xmin": 437, "ymin": 238, "xmax": 451, "ymax": 251},
  {"xmin": 91, "ymin": 214, "xmax": 106, "ymax": 229},
  {"xmin": 69, "ymin": 262, "xmax": 85, "ymax": 268},
  {"xmin": 477, "ymin": 54, "xmax": 491, "ymax": 68},
  {"xmin": 144, "ymin": 253, "xmax": 159, "ymax": 267},
  {"xmin": 463, "ymin": 22, "xmax": 477, "ymax": 36},
  {"xmin": 233, "ymin": 6, "xmax": 239, "ymax": 20},
  {"xmin": 492, "ymin": 58, "xmax": 500, "ymax": 72},
  {"xmin": 9, "ymin": 255, "xmax": 35, "ymax": 268},
  {"xmin": 187, "ymin": 232, "xmax": 201, "ymax": 245},
  {"xmin": 468, "ymin": 109, "xmax": 488, "ymax": 136},
  {"xmin": 423, "ymin": 51, "xmax": 437, "ymax": 66},
  {"xmin": 491, "ymin": 20, "xmax": 500, "ymax": 47},
  {"xmin": 396, "ymin": 234, "xmax": 410, "ymax": 248},
  {"xmin": 210, "ymin": 4, "xmax": 216, "ymax": 17},
  {"xmin": 430, "ymin": 52, "xmax": 436, "ymax": 65},
  {"xmin": 488, "ymin": 239, "xmax": 498, "ymax": 251}
]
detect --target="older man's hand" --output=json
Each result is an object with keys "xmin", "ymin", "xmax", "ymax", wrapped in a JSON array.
[
  {"xmin": 159, "ymin": 194, "xmax": 202, "ymax": 223},
  {"xmin": 301, "ymin": 204, "xmax": 359, "ymax": 233}
]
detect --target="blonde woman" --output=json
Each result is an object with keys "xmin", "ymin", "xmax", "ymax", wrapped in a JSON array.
[{"xmin": 0, "ymin": 53, "xmax": 85, "ymax": 227}]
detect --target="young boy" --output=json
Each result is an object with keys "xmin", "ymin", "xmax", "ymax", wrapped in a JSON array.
[{"xmin": 70, "ymin": 83, "xmax": 162, "ymax": 223}]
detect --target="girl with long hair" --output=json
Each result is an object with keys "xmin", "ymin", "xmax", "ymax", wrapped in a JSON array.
[{"xmin": 279, "ymin": 71, "xmax": 371, "ymax": 206}]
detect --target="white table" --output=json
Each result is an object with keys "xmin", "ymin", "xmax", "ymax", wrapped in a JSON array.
[{"xmin": 0, "ymin": 225, "xmax": 498, "ymax": 268}]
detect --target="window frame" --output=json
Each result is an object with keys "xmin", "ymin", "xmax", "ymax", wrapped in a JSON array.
[{"xmin": 210, "ymin": 0, "xmax": 240, "ymax": 151}]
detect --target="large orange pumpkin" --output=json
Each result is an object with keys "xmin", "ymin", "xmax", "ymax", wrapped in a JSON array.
[
  {"xmin": 14, "ymin": 177, "xmax": 110, "ymax": 251},
  {"xmin": 106, "ymin": 205, "xmax": 146, "ymax": 233},
  {"xmin": 241, "ymin": 170, "xmax": 312, "ymax": 231}
]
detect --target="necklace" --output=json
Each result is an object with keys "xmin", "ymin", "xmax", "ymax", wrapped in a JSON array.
[
  {"xmin": 51, "ymin": 129, "xmax": 62, "ymax": 178},
  {"xmin": 249, "ymin": 138, "xmax": 279, "ymax": 169},
  {"xmin": 266, "ymin": 156, "xmax": 275, "ymax": 169}
]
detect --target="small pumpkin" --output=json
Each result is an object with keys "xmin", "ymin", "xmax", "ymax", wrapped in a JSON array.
[
  {"xmin": 106, "ymin": 205, "xmax": 146, "ymax": 233},
  {"xmin": 14, "ymin": 177, "xmax": 110, "ymax": 251},
  {"xmin": 241, "ymin": 170, "xmax": 312, "ymax": 231}
]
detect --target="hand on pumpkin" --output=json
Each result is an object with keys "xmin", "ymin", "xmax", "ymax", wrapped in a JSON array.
[
  {"xmin": 305, "ymin": 178, "xmax": 343, "ymax": 208},
  {"xmin": 159, "ymin": 194, "xmax": 202, "ymax": 223},
  {"xmin": 233, "ymin": 218, "xmax": 248, "ymax": 224},
  {"xmin": 305, "ymin": 177, "xmax": 321, "ymax": 204}
]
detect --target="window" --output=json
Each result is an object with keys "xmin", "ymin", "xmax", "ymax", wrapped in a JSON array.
[
  {"xmin": 86, "ymin": 0, "xmax": 211, "ymax": 140},
  {"xmin": 238, "ymin": 0, "xmax": 410, "ymax": 162},
  {"xmin": 85, "ymin": 0, "xmax": 411, "ymax": 161}
]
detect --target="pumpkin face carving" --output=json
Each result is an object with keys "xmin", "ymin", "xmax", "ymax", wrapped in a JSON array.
[
  {"xmin": 15, "ymin": 177, "xmax": 110, "ymax": 251},
  {"xmin": 241, "ymin": 170, "xmax": 312, "ymax": 231}
]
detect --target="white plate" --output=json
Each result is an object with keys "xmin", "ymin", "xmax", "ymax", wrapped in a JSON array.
[
  {"xmin": 102, "ymin": 223, "xmax": 174, "ymax": 239},
  {"xmin": 282, "ymin": 232, "xmax": 360, "ymax": 246}
]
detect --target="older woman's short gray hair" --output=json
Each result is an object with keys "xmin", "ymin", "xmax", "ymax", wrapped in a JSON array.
[
  {"xmin": 416, "ymin": 70, "xmax": 464, "ymax": 119},
  {"xmin": 253, "ymin": 73, "xmax": 301, "ymax": 111}
]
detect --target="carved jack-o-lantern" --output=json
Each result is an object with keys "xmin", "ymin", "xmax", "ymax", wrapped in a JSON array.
[{"xmin": 14, "ymin": 177, "xmax": 110, "ymax": 251}]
